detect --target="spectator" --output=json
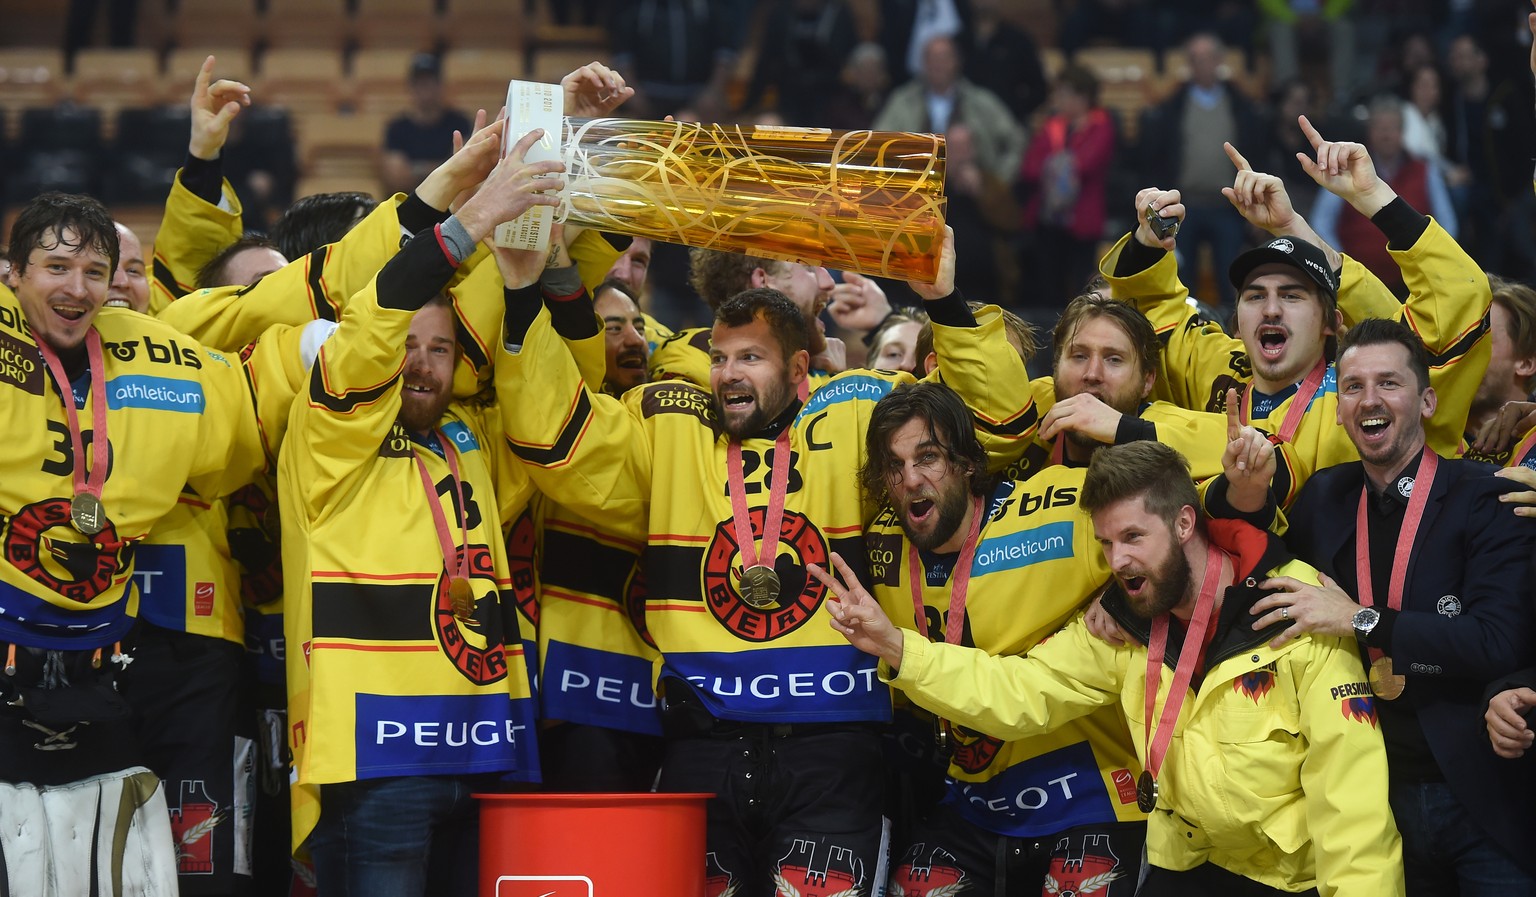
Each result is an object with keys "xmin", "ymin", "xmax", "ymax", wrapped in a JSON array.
[
  {"xmin": 1261, "ymin": 0, "xmax": 1359, "ymax": 106},
  {"xmin": 380, "ymin": 54, "xmax": 472, "ymax": 197},
  {"xmin": 610, "ymin": 0, "xmax": 740, "ymax": 119},
  {"xmin": 1444, "ymin": 32, "xmax": 1536, "ymax": 281},
  {"xmin": 821, "ymin": 42, "xmax": 893, "ymax": 131},
  {"xmin": 1258, "ymin": 79, "xmax": 1322, "ymax": 213},
  {"xmin": 1019, "ymin": 64, "xmax": 1116, "ymax": 307},
  {"xmin": 874, "ymin": 34, "xmax": 1025, "ymax": 187},
  {"xmin": 1399, "ymin": 64, "xmax": 1455, "ymax": 172},
  {"xmin": 743, "ymin": 0, "xmax": 861, "ymax": 126},
  {"xmin": 964, "ymin": 0, "xmax": 1049, "ymax": 122},
  {"xmin": 1311, "ymin": 96, "xmax": 1457, "ymax": 295},
  {"xmin": 943, "ymin": 123, "xmax": 1018, "ymax": 303},
  {"xmin": 1137, "ymin": 32, "xmax": 1265, "ymax": 305},
  {"xmin": 879, "ymin": 0, "xmax": 970, "ymax": 84}
]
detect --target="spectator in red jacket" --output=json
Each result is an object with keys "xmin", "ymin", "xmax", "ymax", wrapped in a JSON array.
[{"xmin": 1019, "ymin": 64, "xmax": 1117, "ymax": 307}]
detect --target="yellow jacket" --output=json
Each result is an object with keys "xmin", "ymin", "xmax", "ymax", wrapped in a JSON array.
[{"xmin": 885, "ymin": 520, "xmax": 1403, "ymax": 896}]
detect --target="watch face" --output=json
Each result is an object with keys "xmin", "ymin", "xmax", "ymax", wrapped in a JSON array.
[{"xmin": 1354, "ymin": 609, "xmax": 1379, "ymax": 630}]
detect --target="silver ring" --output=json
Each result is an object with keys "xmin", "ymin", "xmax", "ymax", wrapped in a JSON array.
[{"xmin": 1281, "ymin": 606, "xmax": 1289, "ymax": 620}]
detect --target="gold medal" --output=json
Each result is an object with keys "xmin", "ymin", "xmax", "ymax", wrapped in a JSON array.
[
  {"xmin": 739, "ymin": 564, "xmax": 780, "ymax": 609},
  {"xmin": 449, "ymin": 577, "xmax": 475, "ymax": 620},
  {"xmin": 1136, "ymin": 770, "xmax": 1159, "ymax": 812},
  {"xmin": 1368, "ymin": 655, "xmax": 1404, "ymax": 700},
  {"xmin": 71, "ymin": 493, "xmax": 105, "ymax": 535},
  {"xmin": 935, "ymin": 721, "xmax": 952, "ymax": 757}
]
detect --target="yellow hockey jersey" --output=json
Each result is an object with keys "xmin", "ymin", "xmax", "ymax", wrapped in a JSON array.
[
  {"xmin": 498, "ymin": 305, "xmax": 1038, "ymax": 723},
  {"xmin": 1100, "ymin": 221, "xmax": 1489, "ymax": 507},
  {"xmin": 133, "ymin": 492, "xmax": 242, "ymax": 644},
  {"xmin": 148, "ymin": 166, "xmax": 244, "ymax": 317},
  {"xmin": 281, "ymin": 286, "xmax": 540, "ymax": 849},
  {"xmin": 867, "ymin": 468, "xmax": 1144, "ymax": 837},
  {"xmin": 0, "ymin": 295, "xmax": 264, "ymax": 650},
  {"xmin": 1459, "ymin": 423, "xmax": 1536, "ymax": 471},
  {"xmin": 886, "ymin": 521, "xmax": 1403, "ymax": 896}
]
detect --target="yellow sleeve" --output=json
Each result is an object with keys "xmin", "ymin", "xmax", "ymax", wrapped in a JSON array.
[
  {"xmin": 1336, "ymin": 253, "xmax": 1400, "ymax": 326},
  {"xmin": 1292, "ymin": 635, "xmax": 1405, "ymax": 897},
  {"xmin": 1099, "ymin": 234, "xmax": 1247, "ymax": 412},
  {"xmin": 648, "ymin": 327, "xmax": 713, "ymax": 387},
  {"xmin": 241, "ymin": 320, "xmax": 338, "ymax": 461},
  {"xmin": 183, "ymin": 342, "xmax": 268, "ymax": 499},
  {"xmin": 158, "ymin": 196, "xmax": 410, "ymax": 350},
  {"xmin": 642, "ymin": 312, "xmax": 675, "ymax": 352},
  {"xmin": 496, "ymin": 305, "xmax": 652, "ymax": 545},
  {"xmin": 887, "ymin": 613, "xmax": 1129, "ymax": 742},
  {"xmin": 446, "ymin": 243, "xmax": 618, "ymax": 399},
  {"xmin": 149, "ymin": 168, "xmax": 244, "ymax": 316},
  {"xmin": 1389, "ymin": 219, "xmax": 1492, "ymax": 457},
  {"xmin": 284, "ymin": 279, "xmax": 411, "ymax": 519},
  {"xmin": 930, "ymin": 304, "xmax": 1044, "ymax": 466},
  {"xmin": 1139, "ymin": 403, "xmax": 1231, "ymax": 481}
]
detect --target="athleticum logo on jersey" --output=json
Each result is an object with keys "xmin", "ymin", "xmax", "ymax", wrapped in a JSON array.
[{"xmin": 702, "ymin": 507, "xmax": 829, "ymax": 642}]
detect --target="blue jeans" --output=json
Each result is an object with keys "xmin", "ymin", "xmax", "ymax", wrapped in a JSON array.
[
  {"xmin": 306, "ymin": 775, "xmax": 481, "ymax": 897},
  {"xmin": 1391, "ymin": 781, "xmax": 1536, "ymax": 897}
]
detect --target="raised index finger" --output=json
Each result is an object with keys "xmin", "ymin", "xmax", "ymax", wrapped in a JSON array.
[
  {"xmin": 1297, "ymin": 114, "xmax": 1325, "ymax": 150},
  {"xmin": 194, "ymin": 55, "xmax": 215, "ymax": 99},
  {"xmin": 1226, "ymin": 387, "xmax": 1241, "ymax": 441},
  {"xmin": 1223, "ymin": 142, "xmax": 1252, "ymax": 172}
]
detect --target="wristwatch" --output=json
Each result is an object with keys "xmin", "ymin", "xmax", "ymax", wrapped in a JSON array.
[{"xmin": 1351, "ymin": 607, "xmax": 1381, "ymax": 639}]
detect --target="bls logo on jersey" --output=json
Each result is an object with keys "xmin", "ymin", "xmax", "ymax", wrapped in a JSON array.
[
  {"xmin": 169, "ymin": 779, "xmax": 227, "ymax": 876},
  {"xmin": 1044, "ymin": 834, "xmax": 1124, "ymax": 896},
  {"xmin": 994, "ymin": 484, "xmax": 1078, "ymax": 518},
  {"xmin": 103, "ymin": 335, "xmax": 204, "ymax": 368},
  {"xmin": 702, "ymin": 508, "xmax": 829, "ymax": 642}
]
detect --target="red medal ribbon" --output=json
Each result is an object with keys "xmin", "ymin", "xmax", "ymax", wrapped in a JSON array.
[
  {"xmin": 36, "ymin": 330, "xmax": 110, "ymax": 503},
  {"xmin": 907, "ymin": 494, "xmax": 987, "ymax": 645},
  {"xmin": 1508, "ymin": 427, "xmax": 1536, "ymax": 470},
  {"xmin": 1049, "ymin": 435, "xmax": 1065, "ymax": 468},
  {"xmin": 414, "ymin": 428, "xmax": 471, "ymax": 586},
  {"xmin": 1143, "ymin": 543, "xmax": 1227, "ymax": 789},
  {"xmin": 726, "ymin": 428, "xmax": 792, "ymax": 578},
  {"xmin": 1354, "ymin": 446, "xmax": 1438, "ymax": 663},
  {"xmin": 1241, "ymin": 358, "xmax": 1327, "ymax": 444}
]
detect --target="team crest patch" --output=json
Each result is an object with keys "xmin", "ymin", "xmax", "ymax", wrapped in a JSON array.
[
  {"xmin": 1044, "ymin": 833, "xmax": 1125, "ymax": 895},
  {"xmin": 1341, "ymin": 696, "xmax": 1378, "ymax": 727},
  {"xmin": 775, "ymin": 838, "xmax": 864, "ymax": 897},
  {"xmin": 1436, "ymin": 595, "xmax": 1461, "ymax": 618},
  {"xmin": 702, "ymin": 507, "xmax": 829, "ymax": 642},
  {"xmin": 1268, "ymin": 238, "xmax": 1294, "ymax": 253},
  {"xmin": 949, "ymin": 725, "xmax": 1004, "ymax": 774},
  {"xmin": 1234, "ymin": 667, "xmax": 1276, "ymax": 703},
  {"xmin": 889, "ymin": 844, "xmax": 964, "ymax": 897},
  {"xmin": 1396, "ymin": 476, "xmax": 1414, "ymax": 498}
]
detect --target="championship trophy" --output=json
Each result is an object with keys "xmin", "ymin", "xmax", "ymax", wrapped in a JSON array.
[{"xmin": 495, "ymin": 81, "xmax": 948, "ymax": 281}]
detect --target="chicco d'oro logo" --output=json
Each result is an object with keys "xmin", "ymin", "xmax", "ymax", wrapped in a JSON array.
[
  {"xmin": 701, "ymin": 507, "xmax": 829, "ymax": 642},
  {"xmin": 5, "ymin": 498, "xmax": 126, "ymax": 602},
  {"xmin": 433, "ymin": 543, "xmax": 509, "ymax": 685}
]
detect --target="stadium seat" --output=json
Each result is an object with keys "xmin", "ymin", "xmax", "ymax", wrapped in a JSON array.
[
  {"xmin": 350, "ymin": 48, "xmax": 420, "ymax": 116},
  {"xmin": 440, "ymin": 0, "xmax": 526, "ymax": 52},
  {"xmin": 262, "ymin": 0, "xmax": 351, "ymax": 50},
  {"xmin": 165, "ymin": 48, "xmax": 256, "ymax": 89},
  {"xmin": 170, "ymin": 0, "xmax": 259, "ymax": 52},
  {"xmin": 0, "ymin": 49, "xmax": 67, "ymax": 138},
  {"xmin": 442, "ymin": 48, "xmax": 524, "ymax": 117},
  {"xmin": 71, "ymin": 48, "xmax": 164, "ymax": 127},
  {"xmin": 296, "ymin": 111, "xmax": 388, "ymax": 180},
  {"xmin": 259, "ymin": 48, "xmax": 347, "ymax": 115},
  {"xmin": 529, "ymin": 46, "xmax": 609, "ymax": 85},
  {"xmin": 353, "ymin": 0, "xmax": 441, "ymax": 51}
]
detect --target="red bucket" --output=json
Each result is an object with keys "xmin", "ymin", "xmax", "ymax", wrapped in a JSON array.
[{"xmin": 477, "ymin": 793, "xmax": 712, "ymax": 897}]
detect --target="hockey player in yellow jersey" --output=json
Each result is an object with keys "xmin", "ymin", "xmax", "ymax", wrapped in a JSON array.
[
  {"xmin": 860, "ymin": 381, "xmax": 1147, "ymax": 897},
  {"xmin": 281, "ymin": 132, "xmax": 561, "ymax": 895},
  {"xmin": 497, "ymin": 226, "xmax": 1039, "ymax": 897},
  {"xmin": 1100, "ymin": 122, "xmax": 1489, "ymax": 509},
  {"xmin": 0, "ymin": 193, "xmax": 266, "ymax": 893},
  {"xmin": 816, "ymin": 441, "xmax": 1403, "ymax": 897},
  {"xmin": 1009, "ymin": 294, "xmax": 1236, "ymax": 483},
  {"xmin": 1462, "ymin": 276, "xmax": 1536, "ymax": 471}
]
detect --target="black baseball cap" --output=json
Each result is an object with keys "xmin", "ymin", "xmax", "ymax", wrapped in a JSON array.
[
  {"xmin": 1228, "ymin": 237, "xmax": 1338, "ymax": 302},
  {"xmin": 409, "ymin": 53, "xmax": 443, "ymax": 81}
]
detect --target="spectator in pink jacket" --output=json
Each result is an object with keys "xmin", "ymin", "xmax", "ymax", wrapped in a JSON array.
[{"xmin": 1020, "ymin": 64, "xmax": 1117, "ymax": 306}]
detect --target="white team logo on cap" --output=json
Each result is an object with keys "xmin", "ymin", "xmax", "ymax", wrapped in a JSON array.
[{"xmin": 1269, "ymin": 238, "xmax": 1295, "ymax": 253}]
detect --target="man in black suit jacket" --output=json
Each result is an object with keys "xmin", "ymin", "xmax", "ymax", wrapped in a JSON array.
[{"xmin": 1208, "ymin": 317, "xmax": 1536, "ymax": 894}]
